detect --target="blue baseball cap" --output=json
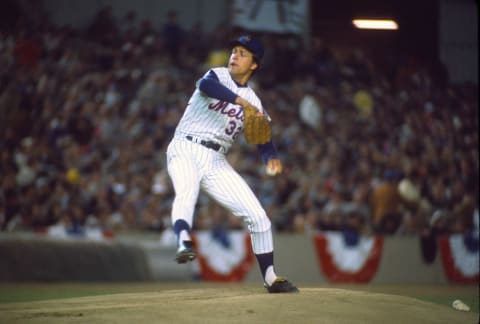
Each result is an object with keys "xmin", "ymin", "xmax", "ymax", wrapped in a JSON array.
[{"xmin": 230, "ymin": 35, "xmax": 264, "ymax": 63}]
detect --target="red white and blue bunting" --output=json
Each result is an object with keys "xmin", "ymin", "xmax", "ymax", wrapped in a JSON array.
[
  {"xmin": 313, "ymin": 232, "xmax": 384, "ymax": 283},
  {"xmin": 193, "ymin": 231, "xmax": 254, "ymax": 282},
  {"xmin": 438, "ymin": 234, "xmax": 479, "ymax": 284}
]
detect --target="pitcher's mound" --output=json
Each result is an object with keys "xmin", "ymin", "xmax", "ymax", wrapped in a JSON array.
[{"xmin": 1, "ymin": 287, "xmax": 477, "ymax": 324}]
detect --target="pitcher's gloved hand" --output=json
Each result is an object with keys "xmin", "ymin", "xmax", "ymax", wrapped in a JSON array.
[{"xmin": 243, "ymin": 105, "xmax": 271, "ymax": 144}]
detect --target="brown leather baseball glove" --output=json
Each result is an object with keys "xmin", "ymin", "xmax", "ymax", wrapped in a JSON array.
[{"xmin": 243, "ymin": 106, "xmax": 271, "ymax": 144}]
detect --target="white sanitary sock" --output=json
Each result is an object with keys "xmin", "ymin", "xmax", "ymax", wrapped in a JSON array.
[{"xmin": 264, "ymin": 265, "xmax": 277, "ymax": 286}]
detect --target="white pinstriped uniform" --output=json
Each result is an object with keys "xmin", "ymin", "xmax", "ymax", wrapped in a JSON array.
[
  {"xmin": 167, "ymin": 67, "xmax": 273, "ymax": 254},
  {"xmin": 174, "ymin": 67, "xmax": 268, "ymax": 151}
]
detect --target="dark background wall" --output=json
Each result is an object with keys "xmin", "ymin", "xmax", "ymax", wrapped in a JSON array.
[
  {"xmin": 1, "ymin": 0, "xmax": 476, "ymax": 83},
  {"xmin": 310, "ymin": 0, "xmax": 438, "ymax": 68},
  {"xmin": 311, "ymin": 0, "xmax": 477, "ymax": 85}
]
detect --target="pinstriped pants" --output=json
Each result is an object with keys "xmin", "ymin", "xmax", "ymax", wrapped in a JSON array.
[{"xmin": 166, "ymin": 138, "xmax": 272, "ymax": 235}]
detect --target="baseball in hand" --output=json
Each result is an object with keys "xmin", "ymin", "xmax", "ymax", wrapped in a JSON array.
[
  {"xmin": 266, "ymin": 165, "xmax": 277, "ymax": 176},
  {"xmin": 265, "ymin": 159, "xmax": 282, "ymax": 176}
]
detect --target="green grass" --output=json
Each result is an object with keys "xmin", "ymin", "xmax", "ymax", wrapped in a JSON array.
[
  {"xmin": 335, "ymin": 284, "xmax": 479, "ymax": 313},
  {"xmin": 0, "ymin": 283, "xmax": 126, "ymax": 304},
  {"xmin": 0, "ymin": 282, "xmax": 223, "ymax": 304},
  {"xmin": 413, "ymin": 295, "xmax": 479, "ymax": 313}
]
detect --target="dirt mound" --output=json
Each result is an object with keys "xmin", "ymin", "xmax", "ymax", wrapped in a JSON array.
[{"xmin": 0, "ymin": 287, "xmax": 477, "ymax": 324}]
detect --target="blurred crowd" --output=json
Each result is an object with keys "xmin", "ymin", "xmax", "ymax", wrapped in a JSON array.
[{"xmin": 0, "ymin": 5, "xmax": 478, "ymax": 240}]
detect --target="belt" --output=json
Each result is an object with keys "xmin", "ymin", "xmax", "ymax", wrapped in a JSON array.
[{"xmin": 186, "ymin": 136, "xmax": 223, "ymax": 152}]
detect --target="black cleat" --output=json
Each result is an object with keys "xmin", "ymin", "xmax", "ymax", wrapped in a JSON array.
[
  {"xmin": 175, "ymin": 241, "xmax": 196, "ymax": 264},
  {"xmin": 264, "ymin": 277, "xmax": 299, "ymax": 293}
]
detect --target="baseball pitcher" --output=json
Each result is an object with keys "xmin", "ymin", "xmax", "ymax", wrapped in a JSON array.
[{"xmin": 166, "ymin": 35, "xmax": 298, "ymax": 293}]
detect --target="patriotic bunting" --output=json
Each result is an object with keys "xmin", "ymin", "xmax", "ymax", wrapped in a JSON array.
[
  {"xmin": 438, "ymin": 234, "xmax": 479, "ymax": 284},
  {"xmin": 193, "ymin": 231, "xmax": 254, "ymax": 282},
  {"xmin": 313, "ymin": 232, "xmax": 384, "ymax": 283}
]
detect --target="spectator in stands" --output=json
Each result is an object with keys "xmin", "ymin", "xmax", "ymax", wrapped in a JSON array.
[
  {"xmin": 86, "ymin": 5, "xmax": 119, "ymax": 46},
  {"xmin": 370, "ymin": 170, "xmax": 405, "ymax": 234},
  {"xmin": 161, "ymin": 10, "xmax": 184, "ymax": 65},
  {"xmin": 0, "ymin": 2, "xmax": 477, "ymax": 239}
]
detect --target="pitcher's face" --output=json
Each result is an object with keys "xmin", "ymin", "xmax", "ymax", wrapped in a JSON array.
[{"xmin": 228, "ymin": 46, "xmax": 258, "ymax": 82}]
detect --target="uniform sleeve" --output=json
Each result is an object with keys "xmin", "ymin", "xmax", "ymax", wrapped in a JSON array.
[
  {"xmin": 257, "ymin": 140, "xmax": 278, "ymax": 164},
  {"xmin": 198, "ymin": 70, "xmax": 238, "ymax": 104}
]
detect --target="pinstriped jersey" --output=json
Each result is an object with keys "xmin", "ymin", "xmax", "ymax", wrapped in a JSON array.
[{"xmin": 174, "ymin": 67, "xmax": 265, "ymax": 152}]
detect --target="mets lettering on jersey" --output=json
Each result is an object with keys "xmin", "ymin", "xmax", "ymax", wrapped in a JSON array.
[
  {"xmin": 208, "ymin": 101, "xmax": 244, "ymax": 121},
  {"xmin": 173, "ymin": 67, "xmax": 263, "ymax": 152}
]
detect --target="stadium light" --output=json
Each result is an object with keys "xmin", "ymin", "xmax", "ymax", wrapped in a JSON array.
[{"xmin": 352, "ymin": 19, "xmax": 398, "ymax": 30}]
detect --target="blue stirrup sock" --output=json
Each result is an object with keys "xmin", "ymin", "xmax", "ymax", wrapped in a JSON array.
[
  {"xmin": 255, "ymin": 252, "xmax": 277, "ymax": 285},
  {"xmin": 173, "ymin": 219, "xmax": 192, "ymax": 245}
]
